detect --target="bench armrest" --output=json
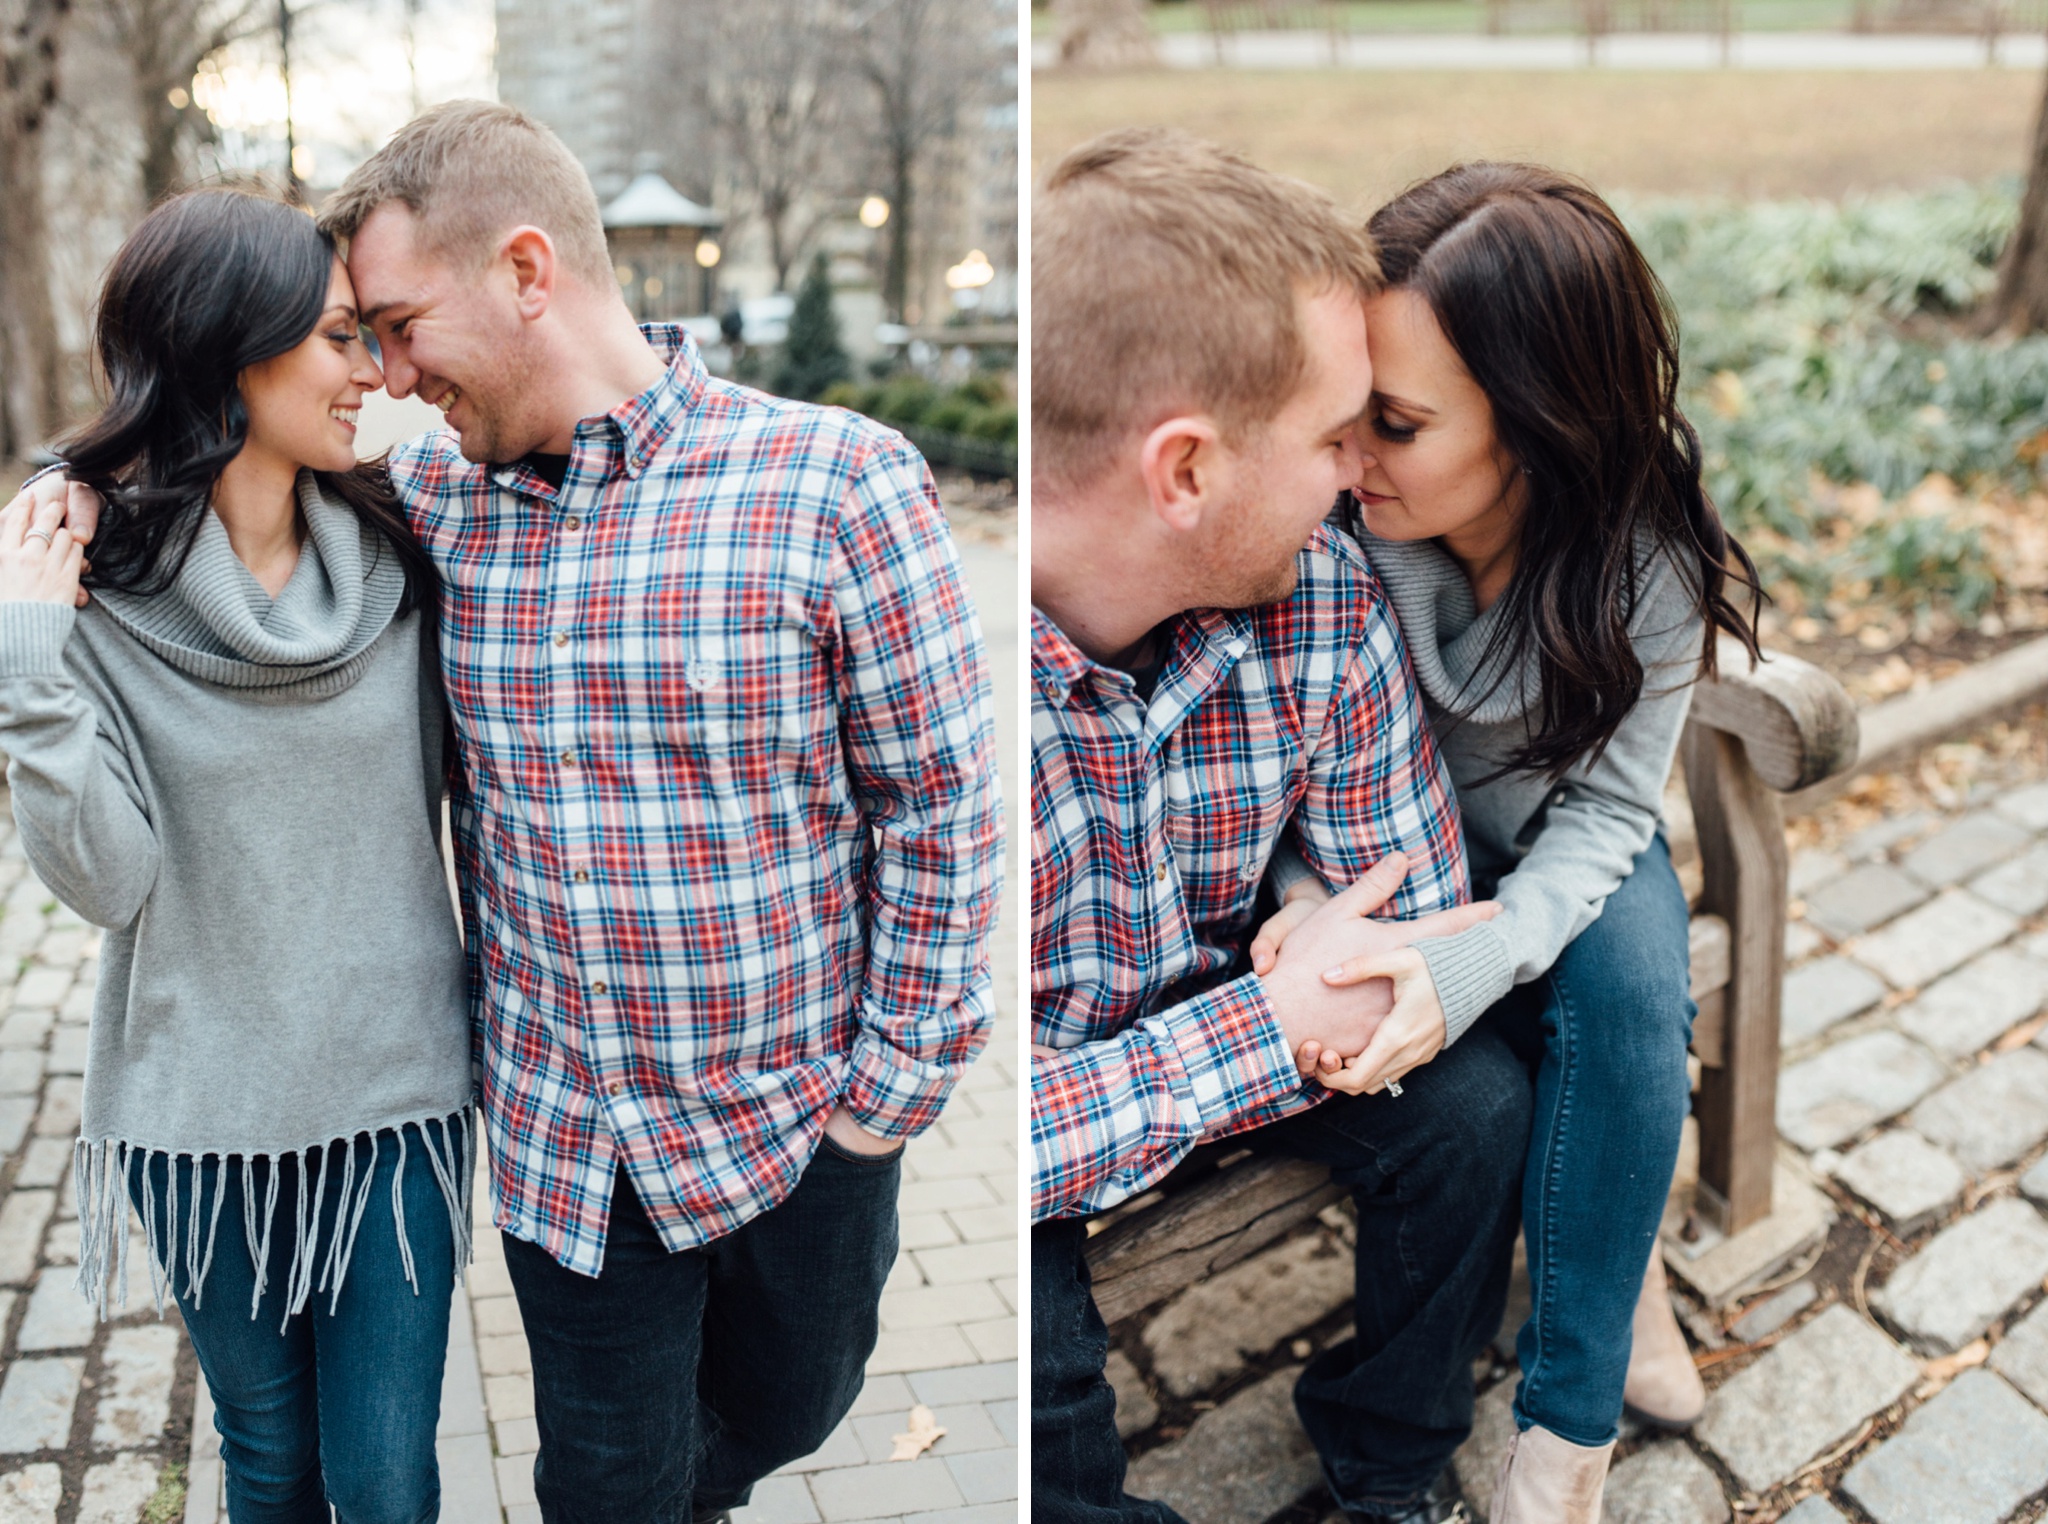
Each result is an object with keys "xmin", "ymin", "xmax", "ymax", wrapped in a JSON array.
[{"xmin": 1690, "ymin": 639, "xmax": 1859, "ymax": 793}]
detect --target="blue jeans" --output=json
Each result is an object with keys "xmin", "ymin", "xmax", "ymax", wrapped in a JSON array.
[
  {"xmin": 1489, "ymin": 835, "xmax": 1696, "ymax": 1447},
  {"xmin": 1032, "ymin": 1019, "xmax": 1531, "ymax": 1520},
  {"xmin": 128, "ymin": 1120, "xmax": 463, "ymax": 1524},
  {"xmin": 500, "ymin": 1140, "xmax": 902, "ymax": 1523}
]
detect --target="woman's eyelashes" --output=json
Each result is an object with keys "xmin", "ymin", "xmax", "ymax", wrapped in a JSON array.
[{"xmin": 1370, "ymin": 411, "xmax": 1419, "ymax": 444}]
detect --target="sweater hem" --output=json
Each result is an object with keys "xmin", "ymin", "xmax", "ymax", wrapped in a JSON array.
[{"xmin": 73, "ymin": 1100, "xmax": 478, "ymax": 1328}]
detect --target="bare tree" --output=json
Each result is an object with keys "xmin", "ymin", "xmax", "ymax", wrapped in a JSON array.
[
  {"xmin": 1051, "ymin": 0, "xmax": 1156, "ymax": 68},
  {"xmin": 704, "ymin": 0, "xmax": 849, "ymax": 292},
  {"xmin": 0, "ymin": 0, "xmax": 71, "ymax": 459},
  {"xmin": 100, "ymin": 0, "xmax": 254, "ymax": 203},
  {"xmin": 848, "ymin": 0, "xmax": 985, "ymax": 323},
  {"xmin": 1990, "ymin": 66, "xmax": 2048, "ymax": 333}
]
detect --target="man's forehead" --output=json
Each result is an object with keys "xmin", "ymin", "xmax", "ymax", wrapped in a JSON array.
[{"xmin": 345, "ymin": 206, "xmax": 441, "ymax": 315}]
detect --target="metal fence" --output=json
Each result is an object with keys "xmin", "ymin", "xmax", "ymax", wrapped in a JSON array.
[
  {"xmin": 1185, "ymin": 0, "xmax": 2047, "ymax": 52},
  {"xmin": 901, "ymin": 426, "xmax": 1018, "ymax": 481}
]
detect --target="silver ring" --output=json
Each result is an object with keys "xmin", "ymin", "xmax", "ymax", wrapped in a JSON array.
[
  {"xmin": 1385, "ymin": 1079, "xmax": 1404, "ymax": 1098},
  {"xmin": 23, "ymin": 529, "xmax": 52, "ymax": 548}
]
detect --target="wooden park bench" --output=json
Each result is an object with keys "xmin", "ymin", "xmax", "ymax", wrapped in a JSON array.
[{"xmin": 1083, "ymin": 644, "xmax": 1860, "ymax": 1328}]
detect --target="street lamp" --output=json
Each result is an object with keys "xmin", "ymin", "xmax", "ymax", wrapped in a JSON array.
[
  {"xmin": 695, "ymin": 240, "xmax": 722, "ymax": 269},
  {"xmin": 860, "ymin": 196, "xmax": 890, "ymax": 229},
  {"xmin": 945, "ymin": 250, "xmax": 995, "ymax": 290}
]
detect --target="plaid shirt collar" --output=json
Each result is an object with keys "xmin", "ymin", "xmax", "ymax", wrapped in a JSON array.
[
  {"xmin": 1029, "ymin": 601, "xmax": 1255, "ymax": 716},
  {"xmin": 485, "ymin": 322, "xmax": 709, "ymax": 494}
]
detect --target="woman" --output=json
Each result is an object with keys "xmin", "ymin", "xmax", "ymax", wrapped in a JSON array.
[
  {"xmin": 1253, "ymin": 163, "xmax": 1760, "ymax": 1522},
  {"xmin": 0, "ymin": 187, "xmax": 472, "ymax": 1521}
]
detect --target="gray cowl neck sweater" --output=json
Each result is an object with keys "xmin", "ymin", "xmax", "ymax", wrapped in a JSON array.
[
  {"xmin": 0, "ymin": 474, "xmax": 474, "ymax": 1320},
  {"xmin": 1283, "ymin": 514, "xmax": 1705, "ymax": 1045}
]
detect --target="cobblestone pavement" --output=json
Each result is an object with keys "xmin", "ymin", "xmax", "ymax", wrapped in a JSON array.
[
  {"xmin": 0, "ymin": 533, "xmax": 1019, "ymax": 1522},
  {"xmin": 1108, "ymin": 766, "xmax": 2048, "ymax": 1524}
]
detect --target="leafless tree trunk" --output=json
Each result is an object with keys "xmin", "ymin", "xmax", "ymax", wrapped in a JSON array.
[
  {"xmin": 1051, "ymin": 0, "xmax": 1156, "ymax": 69},
  {"xmin": 101, "ymin": 0, "xmax": 253, "ymax": 204},
  {"xmin": 705, "ymin": 0, "xmax": 847, "ymax": 292},
  {"xmin": 0, "ymin": 0, "xmax": 70, "ymax": 460},
  {"xmin": 1989, "ymin": 64, "xmax": 2048, "ymax": 333},
  {"xmin": 851, "ymin": 0, "xmax": 978, "ymax": 323}
]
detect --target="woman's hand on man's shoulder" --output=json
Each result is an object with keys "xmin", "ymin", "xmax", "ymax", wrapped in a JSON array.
[{"xmin": 0, "ymin": 481, "xmax": 87, "ymax": 607}]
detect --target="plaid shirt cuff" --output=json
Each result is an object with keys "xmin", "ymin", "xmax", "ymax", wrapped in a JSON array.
[
  {"xmin": 839, "ymin": 996, "xmax": 991, "ymax": 1141},
  {"xmin": 1158, "ymin": 973, "xmax": 1305, "ymax": 1134}
]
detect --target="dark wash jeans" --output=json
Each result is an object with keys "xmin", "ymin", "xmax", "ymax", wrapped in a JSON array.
[
  {"xmin": 128, "ymin": 1122, "xmax": 461, "ymax": 1524},
  {"xmin": 502, "ymin": 1137, "xmax": 902, "ymax": 1523},
  {"xmin": 1488, "ymin": 834, "xmax": 1697, "ymax": 1448},
  {"xmin": 1033, "ymin": 1020, "xmax": 1531, "ymax": 1520}
]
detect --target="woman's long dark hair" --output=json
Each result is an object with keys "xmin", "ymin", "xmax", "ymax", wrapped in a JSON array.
[
  {"xmin": 1367, "ymin": 162, "xmax": 1759, "ymax": 781},
  {"xmin": 58, "ymin": 187, "xmax": 436, "ymax": 618}
]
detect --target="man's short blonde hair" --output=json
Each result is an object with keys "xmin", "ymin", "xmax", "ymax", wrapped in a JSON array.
[
  {"xmin": 1033, "ymin": 129, "xmax": 1382, "ymax": 494},
  {"xmin": 318, "ymin": 100, "xmax": 614, "ymax": 289}
]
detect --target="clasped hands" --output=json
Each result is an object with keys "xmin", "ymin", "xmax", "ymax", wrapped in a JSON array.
[{"xmin": 1249, "ymin": 851, "xmax": 1498, "ymax": 1097}]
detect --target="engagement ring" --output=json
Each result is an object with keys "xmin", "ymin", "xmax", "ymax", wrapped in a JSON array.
[
  {"xmin": 23, "ymin": 530, "xmax": 52, "ymax": 547},
  {"xmin": 1385, "ymin": 1079, "xmax": 1404, "ymax": 1098}
]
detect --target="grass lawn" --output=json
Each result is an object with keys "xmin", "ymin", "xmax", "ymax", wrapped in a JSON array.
[{"xmin": 1030, "ymin": 69, "xmax": 2043, "ymax": 204}]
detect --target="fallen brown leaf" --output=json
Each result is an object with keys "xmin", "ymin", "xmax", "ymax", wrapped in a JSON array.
[
  {"xmin": 1918, "ymin": 1337, "xmax": 1990, "ymax": 1392},
  {"xmin": 1996, "ymin": 1014, "xmax": 2048, "ymax": 1052},
  {"xmin": 889, "ymin": 1404, "xmax": 947, "ymax": 1462}
]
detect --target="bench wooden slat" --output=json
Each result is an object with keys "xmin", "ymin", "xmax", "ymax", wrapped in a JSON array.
[
  {"xmin": 1086, "ymin": 1156, "xmax": 1348, "ymax": 1326},
  {"xmin": 1689, "ymin": 914, "xmax": 1730, "ymax": 1000}
]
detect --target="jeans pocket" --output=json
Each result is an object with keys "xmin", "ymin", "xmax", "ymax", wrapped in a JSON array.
[{"xmin": 816, "ymin": 1132, "xmax": 906, "ymax": 1167}]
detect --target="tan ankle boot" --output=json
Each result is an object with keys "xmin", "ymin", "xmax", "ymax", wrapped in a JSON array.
[
  {"xmin": 1622, "ymin": 1249, "xmax": 1705, "ymax": 1428},
  {"xmin": 1488, "ymin": 1425, "xmax": 1613, "ymax": 1524}
]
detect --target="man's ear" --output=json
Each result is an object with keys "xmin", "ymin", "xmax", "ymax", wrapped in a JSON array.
[
  {"xmin": 501, "ymin": 225, "xmax": 557, "ymax": 320},
  {"xmin": 1138, "ymin": 416, "xmax": 1222, "ymax": 535}
]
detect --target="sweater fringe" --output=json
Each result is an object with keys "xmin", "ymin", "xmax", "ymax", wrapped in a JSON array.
[{"xmin": 71, "ymin": 1106, "xmax": 475, "ymax": 1330}]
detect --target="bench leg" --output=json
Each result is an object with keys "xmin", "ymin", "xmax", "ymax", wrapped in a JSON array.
[{"xmin": 1682, "ymin": 723, "xmax": 1788, "ymax": 1235}]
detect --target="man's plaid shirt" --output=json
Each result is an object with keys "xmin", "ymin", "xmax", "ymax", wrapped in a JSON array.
[
  {"xmin": 1029, "ymin": 526, "xmax": 1467, "ymax": 1222},
  {"xmin": 389, "ymin": 326, "xmax": 1004, "ymax": 1276}
]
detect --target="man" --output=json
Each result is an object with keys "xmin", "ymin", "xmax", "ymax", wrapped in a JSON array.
[
  {"xmin": 327, "ymin": 103, "xmax": 1002, "ymax": 1520},
  {"xmin": 1030, "ymin": 130, "xmax": 1530, "ymax": 1524},
  {"xmin": 17, "ymin": 101, "xmax": 1003, "ymax": 1520}
]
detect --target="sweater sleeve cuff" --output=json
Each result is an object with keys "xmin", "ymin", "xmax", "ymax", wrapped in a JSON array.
[
  {"xmin": 1157, "ymin": 973, "xmax": 1305, "ymax": 1132},
  {"xmin": 1267, "ymin": 841, "xmax": 1325, "ymax": 902},
  {"xmin": 1415, "ymin": 921, "xmax": 1516, "ymax": 1046},
  {"xmin": 0, "ymin": 603, "xmax": 76, "ymax": 678}
]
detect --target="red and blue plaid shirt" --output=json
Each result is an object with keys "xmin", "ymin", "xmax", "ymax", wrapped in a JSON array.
[
  {"xmin": 390, "ymin": 326, "xmax": 1004, "ymax": 1275},
  {"xmin": 1029, "ymin": 526, "xmax": 1467, "ymax": 1222}
]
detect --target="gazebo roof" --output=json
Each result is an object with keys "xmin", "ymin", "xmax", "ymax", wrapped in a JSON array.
[{"xmin": 602, "ymin": 172, "xmax": 723, "ymax": 231}]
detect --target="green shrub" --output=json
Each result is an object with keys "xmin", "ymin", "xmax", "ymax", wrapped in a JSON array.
[
  {"xmin": 923, "ymin": 397, "xmax": 980, "ymax": 435},
  {"xmin": 967, "ymin": 404, "xmax": 1018, "ymax": 442},
  {"xmin": 772, "ymin": 252, "xmax": 852, "ymax": 401},
  {"xmin": 1624, "ymin": 180, "xmax": 2045, "ymax": 616},
  {"xmin": 957, "ymin": 375, "xmax": 1009, "ymax": 408},
  {"xmin": 872, "ymin": 377, "xmax": 939, "ymax": 427}
]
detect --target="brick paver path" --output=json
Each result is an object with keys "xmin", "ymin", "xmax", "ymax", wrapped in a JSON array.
[
  {"xmin": 0, "ymin": 529, "xmax": 1017, "ymax": 1523},
  {"xmin": 1109, "ymin": 762, "xmax": 2048, "ymax": 1523}
]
